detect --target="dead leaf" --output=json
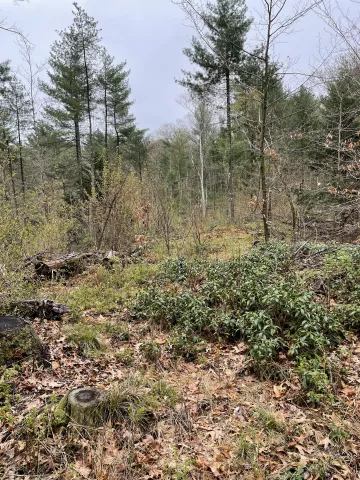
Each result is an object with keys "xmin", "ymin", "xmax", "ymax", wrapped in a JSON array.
[
  {"xmin": 209, "ymin": 462, "xmax": 222, "ymax": 477},
  {"xmin": 341, "ymin": 386, "xmax": 357, "ymax": 397},
  {"xmin": 74, "ymin": 460, "xmax": 91, "ymax": 478},
  {"xmin": 51, "ymin": 361, "xmax": 60, "ymax": 370},
  {"xmin": 319, "ymin": 436, "xmax": 331, "ymax": 450},
  {"xmin": 273, "ymin": 385, "xmax": 283, "ymax": 398}
]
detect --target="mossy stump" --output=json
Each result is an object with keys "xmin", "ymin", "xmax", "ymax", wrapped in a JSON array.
[
  {"xmin": 67, "ymin": 388, "xmax": 109, "ymax": 428},
  {"xmin": 0, "ymin": 316, "xmax": 43, "ymax": 366}
]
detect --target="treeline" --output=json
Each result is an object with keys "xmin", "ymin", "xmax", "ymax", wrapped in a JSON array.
[
  {"xmin": 0, "ymin": 0, "xmax": 360, "ymax": 257},
  {"xmin": 0, "ymin": 3, "xmax": 146, "ymax": 203}
]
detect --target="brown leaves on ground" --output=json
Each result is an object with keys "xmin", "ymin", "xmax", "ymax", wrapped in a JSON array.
[{"xmin": 1, "ymin": 311, "xmax": 360, "ymax": 478}]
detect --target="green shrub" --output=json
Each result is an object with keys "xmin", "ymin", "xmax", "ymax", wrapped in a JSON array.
[
  {"xmin": 129, "ymin": 236, "xmax": 360, "ymax": 409},
  {"xmin": 322, "ymin": 247, "xmax": 360, "ymax": 303},
  {"xmin": 161, "ymin": 257, "xmax": 205, "ymax": 285},
  {"xmin": 166, "ymin": 331, "xmax": 203, "ymax": 360},
  {"xmin": 328, "ymin": 423, "xmax": 350, "ymax": 443},
  {"xmin": 115, "ymin": 347, "xmax": 134, "ymax": 366},
  {"xmin": 140, "ymin": 341, "xmax": 161, "ymax": 362},
  {"xmin": 133, "ymin": 241, "xmax": 341, "ymax": 363},
  {"xmin": 297, "ymin": 357, "xmax": 330, "ymax": 404}
]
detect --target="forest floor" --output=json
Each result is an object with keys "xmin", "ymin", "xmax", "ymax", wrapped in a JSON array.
[{"xmin": 1, "ymin": 227, "xmax": 360, "ymax": 479}]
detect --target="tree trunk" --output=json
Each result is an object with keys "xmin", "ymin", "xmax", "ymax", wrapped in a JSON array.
[
  {"xmin": 16, "ymin": 106, "xmax": 25, "ymax": 197},
  {"xmin": 337, "ymin": 97, "xmax": 342, "ymax": 171},
  {"xmin": 9, "ymin": 299, "xmax": 69, "ymax": 320},
  {"xmin": 226, "ymin": 70, "xmax": 234, "ymax": 223},
  {"xmin": 104, "ymin": 83, "xmax": 108, "ymax": 157},
  {"xmin": 5, "ymin": 136, "xmax": 18, "ymax": 214},
  {"xmin": 259, "ymin": 10, "xmax": 272, "ymax": 242},
  {"xmin": 199, "ymin": 134, "xmax": 206, "ymax": 217},
  {"xmin": 114, "ymin": 110, "xmax": 120, "ymax": 157},
  {"xmin": 74, "ymin": 119, "xmax": 83, "ymax": 195},
  {"xmin": 81, "ymin": 37, "xmax": 95, "ymax": 194}
]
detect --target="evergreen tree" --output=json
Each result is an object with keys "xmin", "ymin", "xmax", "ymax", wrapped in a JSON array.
[
  {"xmin": 98, "ymin": 49, "xmax": 135, "ymax": 158},
  {"xmin": 41, "ymin": 2, "xmax": 101, "ymax": 197},
  {"xmin": 179, "ymin": 0, "xmax": 252, "ymax": 221},
  {"xmin": 124, "ymin": 129, "xmax": 148, "ymax": 180},
  {"xmin": 72, "ymin": 2, "xmax": 101, "ymax": 192},
  {"xmin": 40, "ymin": 28, "xmax": 88, "ymax": 196}
]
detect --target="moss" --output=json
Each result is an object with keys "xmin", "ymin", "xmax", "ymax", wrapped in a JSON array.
[
  {"xmin": 52, "ymin": 395, "xmax": 69, "ymax": 428},
  {"xmin": 0, "ymin": 325, "xmax": 42, "ymax": 365}
]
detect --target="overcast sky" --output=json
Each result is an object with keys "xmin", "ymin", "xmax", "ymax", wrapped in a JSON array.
[{"xmin": 0, "ymin": 0, "xmax": 342, "ymax": 132}]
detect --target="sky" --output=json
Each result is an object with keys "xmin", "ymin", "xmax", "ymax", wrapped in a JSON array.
[{"xmin": 0, "ymin": 0, "xmax": 345, "ymax": 132}]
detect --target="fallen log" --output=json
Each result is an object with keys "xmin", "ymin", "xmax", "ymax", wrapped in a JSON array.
[
  {"xmin": 34, "ymin": 252, "xmax": 103, "ymax": 279},
  {"xmin": 0, "ymin": 316, "xmax": 45, "ymax": 365},
  {"xmin": 9, "ymin": 299, "xmax": 69, "ymax": 320},
  {"xmin": 31, "ymin": 248, "xmax": 147, "ymax": 280}
]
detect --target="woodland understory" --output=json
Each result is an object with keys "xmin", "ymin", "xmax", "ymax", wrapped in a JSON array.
[{"xmin": 2, "ymin": 0, "xmax": 360, "ymax": 478}]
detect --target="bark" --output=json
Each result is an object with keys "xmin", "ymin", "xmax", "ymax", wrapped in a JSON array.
[
  {"xmin": 199, "ymin": 135, "xmax": 206, "ymax": 217},
  {"xmin": 226, "ymin": 69, "xmax": 234, "ymax": 222},
  {"xmin": 81, "ymin": 35, "xmax": 95, "ymax": 193},
  {"xmin": 114, "ymin": 110, "xmax": 120, "ymax": 156},
  {"xmin": 16, "ymin": 105, "xmax": 25, "ymax": 197},
  {"xmin": 259, "ymin": 7, "xmax": 272, "ymax": 242},
  {"xmin": 9, "ymin": 299, "xmax": 69, "ymax": 320},
  {"xmin": 6, "ymin": 137, "xmax": 18, "ymax": 214},
  {"xmin": 31, "ymin": 248, "xmax": 146, "ymax": 280},
  {"xmin": 34, "ymin": 252, "xmax": 105, "ymax": 279},
  {"xmin": 104, "ymin": 83, "xmax": 108, "ymax": 156},
  {"xmin": 74, "ymin": 119, "xmax": 82, "ymax": 193},
  {"xmin": 337, "ymin": 97, "xmax": 342, "ymax": 171}
]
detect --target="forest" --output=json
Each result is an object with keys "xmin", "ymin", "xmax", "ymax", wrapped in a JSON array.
[{"xmin": 1, "ymin": 0, "xmax": 360, "ymax": 478}]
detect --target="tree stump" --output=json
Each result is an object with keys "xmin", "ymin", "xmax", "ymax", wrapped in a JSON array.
[
  {"xmin": 67, "ymin": 388, "xmax": 109, "ymax": 427},
  {"xmin": 0, "ymin": 316, "xmax": 43, "ymax": 365}
]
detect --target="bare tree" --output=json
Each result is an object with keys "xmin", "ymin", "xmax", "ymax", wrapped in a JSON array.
[
  {"xmin": 0, "ymin": 1, "xmax": 29, "ymax": 38},
  {"xmin": 178, "ymin": 94, "xmax": 216, "ymax": 217},
  {"xmin": 256, "ymin": 0, "xmax": 321, "ymax": 240}
]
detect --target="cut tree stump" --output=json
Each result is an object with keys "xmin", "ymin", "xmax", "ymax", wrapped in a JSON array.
[
  {"xmin": 67, "ymin": 388, "xmax": 109, "ymax": 427},
  {"xmin": 0, "ymin": 316, "xmax": 44, "ymax": 365}
]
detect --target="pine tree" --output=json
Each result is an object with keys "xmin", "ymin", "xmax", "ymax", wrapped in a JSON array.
[
  {"xmin": 179, "ymin": 0, "xmax": 252, "ymax": 221},
  {"xmin": 125, "ymin": 129, "xmax": 148, "ymax": 180},
  {"xmin": 41, "ymin": 28, "xmax": 88, "ymax": 196},
  {"xmin": 72, "ymin": 2, "xmax": 101, "ymax": 192},
  {"xmin": 41, "ymin": 2, "xmax": 101, "ymax": 197},
  {"xmin": 98, "ymin": 49, "xmax": 135, "ymax": 159}
]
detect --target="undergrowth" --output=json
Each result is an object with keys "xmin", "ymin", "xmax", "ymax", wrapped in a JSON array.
[{"xmin": 132, "ymin": 241, "xmax": 360, "ymax": 402}]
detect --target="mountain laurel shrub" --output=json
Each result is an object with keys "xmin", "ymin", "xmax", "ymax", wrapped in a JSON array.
[{"xmin": 133, "ymin": 241, "xmax": 343, "ymax": 363}]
